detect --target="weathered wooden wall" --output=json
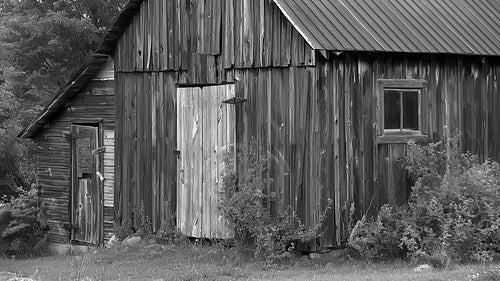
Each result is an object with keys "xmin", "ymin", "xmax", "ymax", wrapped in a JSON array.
[
  {"xmin": 35, "ymin": 79, "xmax": 115, "ymax": 243},
  {"xmin": 113, "ymin": 0, "xmax": 500, "ymax": 250},
  {"xmin": 114, "ymin": 72, "xmax": 178, "ymax": 230},
  {"xmin": 315, "ymin": 53, "xmax": 500, "ymax": 244},
  {"xmin": 114, "ymin": 0, "xmax": 315, "ymax": 74},
  {"xmin": 114, "ymin": 0, "xmax": 316, "ymax": 231},
  {"xmin": 103, "ymin": 130, "xmax": 115, "ymax": 237}
]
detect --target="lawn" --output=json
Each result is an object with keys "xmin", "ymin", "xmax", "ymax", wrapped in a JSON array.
[{"xmin": 0, "ymin": 241, "xmax": 498, "ymax": 281}]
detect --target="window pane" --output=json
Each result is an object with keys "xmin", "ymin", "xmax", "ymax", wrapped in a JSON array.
[
  {"xmin": 384, "ymin": 90, "xmax": 401, "ymax": 130},
  {"xmin": 403, "ymin": 91, "xmax": 419, "ymax": 130}
]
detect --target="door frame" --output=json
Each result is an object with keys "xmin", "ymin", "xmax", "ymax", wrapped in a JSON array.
[{"xmin": 69, "ymin": 120, "xmax": 105, "ymax": 245}]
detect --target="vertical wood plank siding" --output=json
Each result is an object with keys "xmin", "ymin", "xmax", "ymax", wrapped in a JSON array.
[
  {"xmin": 115, "ymin": 0, "xmax": 314, "ymax": 73},
  {"xmin": 35, "ymin": 80, "xmax": 115, "ymax": 244},
  {"xmin": 115, "ymin": 72, "xmax": 178, "ymax": 230},
  {"xmin": 114, "ymin": 0, "xmax": 314, "ymax": 231},
  {"xmin": 114, "ymin": 0, "xmax": 500, "ymax": 250}
]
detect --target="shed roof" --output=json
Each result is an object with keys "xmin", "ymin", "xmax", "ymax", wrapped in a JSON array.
[
  {"xmin": 18, "ymin": 54, "xmax": 110, "ymax": 139},
  {"xmin": 275, "ymin": 0, "xmax": 500, "ymax": 56},
  {"xmin": 97, "ymin": 0, "xmax": 144, "ymax": 55}
]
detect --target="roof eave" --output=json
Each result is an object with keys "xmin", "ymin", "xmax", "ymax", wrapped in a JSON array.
[
  {"xmin": 96, "ymin": 0, "xmax": 145, "ymax": 55},
  {"xmin": 18, "ymin": 54, "xmax": 110, "ymax": 139}
]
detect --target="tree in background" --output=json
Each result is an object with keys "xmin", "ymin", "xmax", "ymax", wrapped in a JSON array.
[{"xmin": 0, "ymin": 0, "xmax": 127, "ymax": 199}]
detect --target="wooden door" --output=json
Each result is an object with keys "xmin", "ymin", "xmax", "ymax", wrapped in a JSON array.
[
  {"xmin": 177, "ymin": 85, "xmax": 235, "ymax": 239},
  {"xmin": 71, "ymin": 125, "xmax": 102, "ymax": 245}
]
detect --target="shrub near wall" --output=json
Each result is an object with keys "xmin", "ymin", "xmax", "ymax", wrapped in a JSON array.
[
  {"xmin": 218, "ymin": 142, "xmax": 332, "ymax": 263},
  {"xmin": 348, "ymin": 134, "xmax": 500, "ymax": 263},
  {"xmin": 0, "ymin": 186, "xmax": 48, "ymax": 256}
]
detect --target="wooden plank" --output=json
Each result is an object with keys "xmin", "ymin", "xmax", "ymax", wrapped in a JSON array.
[
  {"xmin": 152, "ymin": 0, "xmax": 159, "ymax": 70},
  {"xmin": 176, "ymin": 86, "xmax": 182, "ymax": 234},
  {"xmin": 262, "ymin": 0, "xmax": 272, "ymax": 66},
  {"xmin": 201, "ymin": 86, "xmax": 210, "ymax": 237},
  {"xmin": 223, "ymin": 0, "xmax": 234, "ymax": 69},
  {"xmin": 253, "ymin": 0, "xmax": 264, "ymax": 68},
  {"xmin": 204, "ymin": 0, "xmax": 212, "ymax": 55},
  {"xmin": 280, "ymin": 14, "xmax": 290, "ymax": 66},
  {"xmin": 159, "ymin": 0, "xmax": 167, "ymax": 70},
  {"xmin": 196, "ymin": 0, "xmax": 205, "ymax": 54},
  {"xmin": 344, "ymin": 55, "xmax": 354, "ymax": 215},
  {"xmin": 180, "ymin": 0, "xmax": 189, "ymax": 70},
  {"xmin": 178, "ymin": 88, "xmax": 191, "ymax": 235},
  {"xmin": 209, "ymin": 86, "xmax": 217, "ymax": 238},
  {"xmin": 135, "ymin": 8, "xmax": 143, "ymax": 71},
  {"xmin": 335, "ymin": 57, "xmax": 345, "ymax": 244},
  {"xmin": 166, "ymin": 0, "xmax": 174, "ymax": 69},
  {"xmin": 304, "ymin": 44, "xmax": 316, "ymax": 66},
  {"xmin": 234, "ymin": 0, "xmax": 243, "ymax": 67},
  {"xmin": 272, "ymin": 3, "xmax": 281, "ymax": 67},
  {"xmin": 213, "ymin": 0, "xmax": 222, "ymax": 55},
  {"xmin": 242, "ymin": 0, "xmax": 253, "ymax": 67},
  {"xmin": 166, "ymin": 73, "xmax": 177, "ymax": 222},
  {"xmin": 174, "ymin": 0, "xmax": 182, "ymax": 69},
  {"xmin": 145, "ymin": 0, "xmax": 151, "ymax": 71},
  {"xmin": 193, "ymin": 87, "xmax": 203, "ymax": 238}
]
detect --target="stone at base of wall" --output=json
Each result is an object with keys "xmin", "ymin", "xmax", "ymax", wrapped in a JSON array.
[
  {"xmin": 309, "ymin": 249, "xmax": 346, "ymax": 262},
  {"xmin": 46, "ymin": 242, "xmax": 91, "ymax": 256}
]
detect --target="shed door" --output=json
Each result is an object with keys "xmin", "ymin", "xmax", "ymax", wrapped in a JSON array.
[
  {"xmin": 71, "ymin": 125, "xmax": 103, "ymax": 245},
  {"xmin": 177, "ymin": 85, "xmax": 235, "ymax": 239}
]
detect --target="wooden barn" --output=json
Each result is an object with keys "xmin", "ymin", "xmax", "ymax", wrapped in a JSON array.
[
  {"xmin": 95, "ymin": 0, "xmax": 500, "ymax": 250},
  {"xmin": 19, "ymin": 54, "xmax": 115, "ymax": 246}
]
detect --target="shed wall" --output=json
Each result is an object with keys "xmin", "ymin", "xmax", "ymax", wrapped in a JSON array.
[
  {"xmin": 319, "ymin": 53, "xmax": 500, "ymax": 235},
  {"xmin": 114, "ymin": 0, "xmax": 315, "ymax": 74},
  {"xmin": 35, "ymin": 80, "xmax": 115, "ymax": 243},
  {"xmin": 113, "ymin": 0, "xmax": 500, "ymax": 250},
  {"xmin": 113, "ymin": 0, "xmax": 317, "ymax": 232}
]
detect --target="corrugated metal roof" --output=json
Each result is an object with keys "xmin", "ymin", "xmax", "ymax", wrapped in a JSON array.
[{"xmin": 275, "ymin": 0, "xmax": 500, "ymax": 55}]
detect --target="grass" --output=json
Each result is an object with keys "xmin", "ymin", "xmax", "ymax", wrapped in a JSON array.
[{"xmin": 0, "ymin": 241, "xmax": 499, "ymax": 281}]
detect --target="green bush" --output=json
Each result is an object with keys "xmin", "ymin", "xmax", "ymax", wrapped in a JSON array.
[
  {"xmin": 401, "ymin": 134, "xmax": 500, "ymax": 263},
  {"xmin": 348, "ymin": 132, "xmax": 500, "ymax": 263},
  {"xmin": 218, "ymin": 141, "xmax": 332, "ymax": 263},
  {"xmin": 0, "ymin": 185, "xmax": 48, "ymax": 256},
  {"xmin": 348, "ymin": 205, "xmax": 407, "ymax": 260},
  {"xmin": 113, "ymin": 220, "xmax": 133, "ymax": 241},
  {"xmin": 156, "ymin": 215, "xmax": 188, "ymax": 245}
]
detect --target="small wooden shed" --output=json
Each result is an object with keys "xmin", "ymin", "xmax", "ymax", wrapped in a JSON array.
[
  {"xmin": 97, "ymin": 0, "xmax": 500, "ymax": 250},
  {"xmin": 19, "ymin": 54, "xmax": 115, "ymax": 246}
]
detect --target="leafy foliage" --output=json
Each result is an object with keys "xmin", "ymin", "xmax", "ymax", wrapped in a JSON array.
[
  {"xmin": 348, "ymin": 132, "xmax": 500, "ymax": 263},
  {"xmin": 218, "ymin": 141, "xmax": 332, "ymax": 263},
  {"xmin": 156, "ymin": 215, "xmax": 189, "ymax": 245},
  {"xmin": 137, "ymin": 200, "xmax": 153, "ymax": 238},
  {"xmin": 0, "ymin": 0, "xmax": 127, "ymax": 198},
  {"xmin": 348, "ymin": 205, "xmax": 407, "ymax": 260},
  {"xmin": 0, "ymin": 185, "xmax": 49, "ymax": 256},
  {"xmin": 0, "ymin": 126, "xmax": 36, "ymax": 200},
  {"xmin": 113, "ymin": 220, "xmax": 133, "ymax": 241}
]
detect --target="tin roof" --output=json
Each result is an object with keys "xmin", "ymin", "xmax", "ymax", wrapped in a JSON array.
[
  {"xmin": 275, "ymin": 0, "xmax": 500, "ymax": 56},
  {"xmin": 18, "ymin": 54, "xmax": 111, "ymax": 139}
]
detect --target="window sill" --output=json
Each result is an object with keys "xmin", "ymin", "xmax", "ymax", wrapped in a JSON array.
[{"xmin": 377, "ymin": 133, "xmax": 428, "ymax": 144}]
